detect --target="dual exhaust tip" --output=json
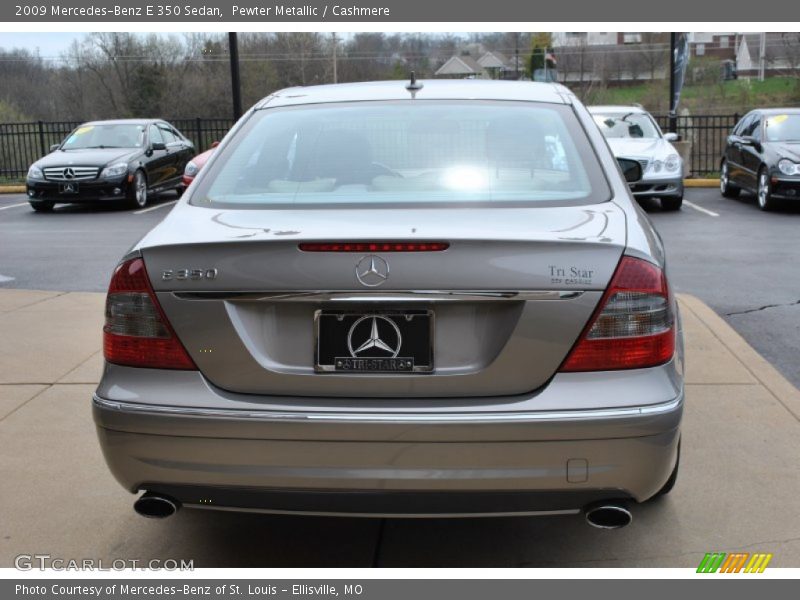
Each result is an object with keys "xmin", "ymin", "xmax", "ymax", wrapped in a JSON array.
[
  {"xmin": 134, "ymin": 492, "xmax": 181, "ymax": 519},
  {"xmin": 133, "ymin": 492, "xmax": 632, "ymax": 528},
  {"xmin": 584, "ymin": 502, "xmax": 632, "ymax": 529}
]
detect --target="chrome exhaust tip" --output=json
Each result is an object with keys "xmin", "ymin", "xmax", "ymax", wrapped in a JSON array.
[
  {"xmin": 584, "ymin": 502, "xmax": 632, "ymax": 529},
  {"xmin": 134, "ymin": 492, "xmax": 180, "ymax": 519}
]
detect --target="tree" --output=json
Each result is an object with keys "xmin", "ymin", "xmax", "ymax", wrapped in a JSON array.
[{"xmin": 527, "ymin": 33, "xmax": 556, "ymax": 80}]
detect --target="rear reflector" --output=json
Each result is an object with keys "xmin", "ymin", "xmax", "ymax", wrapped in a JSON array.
[
  {"xmin": 299, "ymin": 242, "xmax": 449, "ymax": 252},
  {"xmin": 559, "ymin": 256, "xmax": 675, "ymax": 372},
  {"xmin": 103, "ymin": 258, "xmax": 196, "ymax": 370}
]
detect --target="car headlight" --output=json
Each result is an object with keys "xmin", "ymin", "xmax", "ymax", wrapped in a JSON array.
[
  {"xmin": 184, "ymin": 161, "xmax": 199, "ymax": 177},
  {"xmin": 27, "ymin": 165, "xmax": 43, "ymax": 180},
  {"xmin": 778, "ymin": 158, "xmax": 800, "ymax": 176},
  {"xmin": 651, "ymin": 159, "xmax": 663, "ymax": 173},
  {"xmin": 101, "ymin": 162, "xmax": 128, "ymax": 179},
  {"xmin": 665, "ymin": 154, "xmax": 680, "ymax": 172}
]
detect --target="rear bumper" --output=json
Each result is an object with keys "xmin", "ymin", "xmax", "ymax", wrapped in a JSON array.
[{"xmin": 93, "ymin": 363, "xmax": 683, "ymax": 516}]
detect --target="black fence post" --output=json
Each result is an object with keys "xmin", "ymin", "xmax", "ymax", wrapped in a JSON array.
[
  {"xmin": 37, "ymin": 120, "xmax": 46, "ymax": 157},
  {"xmin": 195, "ymin": 117, "xmax": 202, "ymax": 150}
]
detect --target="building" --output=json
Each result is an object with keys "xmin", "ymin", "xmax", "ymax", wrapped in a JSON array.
[{"xmin": 735, "ymin": 33, "xmax": 800, "ymax": 77}]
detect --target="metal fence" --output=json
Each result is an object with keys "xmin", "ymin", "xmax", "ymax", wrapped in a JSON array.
[
  {"xmin": 653, "ymin": 113, "xmax": 739, "ymax": 176},
  {"xmin": 0, "ymin": 118, "xmax": 234, "ymax": 182},
  {"xmin": 1, "ymin": 114, "xmax": 739, "ymax": 182}
]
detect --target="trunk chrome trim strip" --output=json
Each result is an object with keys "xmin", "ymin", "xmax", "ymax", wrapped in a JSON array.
[
  {"xmin": 93, "ymin": 394, "xmax": 682, "ymax": 423},
  {"xmin": 170, "ymin": 290, "xmax": 585, "ymax": 302}
]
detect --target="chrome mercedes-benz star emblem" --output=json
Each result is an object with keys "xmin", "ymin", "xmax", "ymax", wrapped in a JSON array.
[
  {"xmin": 355, "ymin": 254, "xmax": 389, "ymax": 287},
  {"xmin": 63, "ymin": 167, "xmax": 75, "ymax": 179},
  {"xmin": 347, "ymin": 316, "xmax": 402, "ymax": 358}
]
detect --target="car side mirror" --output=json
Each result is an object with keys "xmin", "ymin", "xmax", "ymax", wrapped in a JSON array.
[
  {"xmin": 49, "ymin": 143, "xmax": 61, "ymax": 152},
  {"xmin": 617, "ymin": 158, "xmax": 643, "ymax": 183},
  {"xmin": 664, "ymin": 132, "xmax": 680, "ymax": 142},
  {"xmin": 740, "ymin": 135, "xmax": 762, "ymax": 151},
  {"xmin": 151, "ymin": 142, "xmax": 167, "ymax": 151}
]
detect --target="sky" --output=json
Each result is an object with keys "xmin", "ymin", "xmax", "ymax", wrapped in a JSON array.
[{"xmin": 0, "ymin": 32, "xmax": 88, "ymax": 56}]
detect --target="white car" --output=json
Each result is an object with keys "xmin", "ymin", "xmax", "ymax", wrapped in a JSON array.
[{"xmin": 589, "ymin": 106, "xmax": 684, "ymax": 211}]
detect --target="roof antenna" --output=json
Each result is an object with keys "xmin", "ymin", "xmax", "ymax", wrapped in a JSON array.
[{"xmin": 406, "ymin": 71, "xmax": 424, "ymax": 97}]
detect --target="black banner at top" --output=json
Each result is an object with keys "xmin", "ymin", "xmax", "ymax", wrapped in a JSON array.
[{"xmin": 3, "ymin": 0, "xmax": 799, "ymax": 22}]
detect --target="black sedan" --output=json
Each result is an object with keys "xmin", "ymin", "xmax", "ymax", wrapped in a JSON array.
[
  {"xmin": 26, "ymin": 119, "xmax": 194, "ymax": 211},
  {"xmin": 720, "ymin": 108, "xmax": 800, "ymax": 211}
]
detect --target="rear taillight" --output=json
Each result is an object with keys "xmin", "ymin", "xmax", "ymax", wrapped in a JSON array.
[
  {"xmin": 559, "ymin": 256, "xmax": 675, "ymax": 372},
  {"xmin": 103, "ymin": 258, "xmax": 196, "ymax": 370}
]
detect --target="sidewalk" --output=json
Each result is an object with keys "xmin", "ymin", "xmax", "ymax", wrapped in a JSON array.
[{"xmin": 1, "ymin": 290, "xmax": 798, "ymax": 567}]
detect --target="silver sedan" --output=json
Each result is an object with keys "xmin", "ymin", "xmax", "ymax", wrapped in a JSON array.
[
  {"xmin": 94, "ymin": 80, "xmax": 683, "ymax": 529},
  {"xmin": 589, "ymin": 105, "xmax": 685, "ymax": 211}
]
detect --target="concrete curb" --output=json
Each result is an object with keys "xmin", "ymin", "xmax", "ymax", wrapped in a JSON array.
[
  {"xmin": 0, "ymin": 185, "xmax": 25, "ymax": 194},
  {"xmin": 684, "ymin": 179, "xmax": 720, "ymax": 188},
  {"xmin": 678, "ymin": 293, "xmax": 800, "ymax": 421}
]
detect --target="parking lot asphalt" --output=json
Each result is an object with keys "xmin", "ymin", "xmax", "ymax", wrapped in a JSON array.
[{"xmin": 0, "ymin": 290, "xmax": 798, "ymax": 567}]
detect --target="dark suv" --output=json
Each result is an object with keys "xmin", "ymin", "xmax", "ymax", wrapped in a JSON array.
[{"xmin": 26, "ymin": 119, "xmax": 194, "ymax": 211}]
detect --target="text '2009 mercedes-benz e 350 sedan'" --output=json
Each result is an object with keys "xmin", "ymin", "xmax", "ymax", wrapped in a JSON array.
[{"xmin": 93, "ymin": 80, "xmax": 684, "ymax": 529}]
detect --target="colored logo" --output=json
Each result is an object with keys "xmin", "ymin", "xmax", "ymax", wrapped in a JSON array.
[{"xmin": 697, "ymin": 552, "xmax": 772, "ymax": 573}]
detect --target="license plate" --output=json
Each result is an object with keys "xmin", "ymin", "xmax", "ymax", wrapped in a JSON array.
[
  {"xmin": 315, "ymin": 310, "xmax": 433, "ymax": 373},
  {"xmin": 59, "ymin": 182, "xmax": 79, "ymax": 194}
]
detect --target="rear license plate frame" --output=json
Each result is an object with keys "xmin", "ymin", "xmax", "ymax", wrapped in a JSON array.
[{"xmin": 314, "ymin": 309, "xmax": 434, "ymax": 374}]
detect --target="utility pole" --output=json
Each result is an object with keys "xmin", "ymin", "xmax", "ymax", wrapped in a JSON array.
[
  {"xmin": 332, "ymin": 32, "xmax": 338, "ymax": 84},
  {"xmin": 228, "ymin": 32, "xmax": 243, "ymax": 120},
  {"xmin": 759, "ymin": 32, "xmax": 766, "ymax": 81},
  {"xmin": 514, "ymin": 32, "xmax": 519, "ymax": 80}
]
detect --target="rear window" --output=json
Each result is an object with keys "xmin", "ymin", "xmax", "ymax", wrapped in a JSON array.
[{"xmin": 192, "ymin": 101, "xmax": 610, "ymax": 209}]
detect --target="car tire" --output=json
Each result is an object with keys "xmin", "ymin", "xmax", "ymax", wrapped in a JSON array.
[
  {"xmin": 128, "ymin": 170, "xmax": 148, "ymax": 209},
  {"xmin": 757, "ymin": 167, "xmax": 777, "ymax": 211},
  {"xmin": 660, "ymin": 195, "xmax": 683, "ymax": 211},
  {"xmin": 720, "ymin": 161, "xmax": 740, "ymax": 198},
  {"xmin": 651, "ymin": 439, "xmax": 680, "ymax": 499},
  {"xmin": 29, "ymin": 200, "xmax": 55, "ymax": 212}
]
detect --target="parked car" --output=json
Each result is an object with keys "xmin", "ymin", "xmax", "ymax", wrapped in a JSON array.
[
  {"xmin": 720, "ymin": 109, "xmax": 800, "ymax": 211},
  {"xmin": 589, "ymin": 105, "xmax": 684, "ymax": 211},
  {"xmin": 93, "ymin": 80, "xmax": 683, "ymax": 527},
  {"xmin": 26, "ymin": 119, "xmax": 194, "ymax": 211},
  {"xmin": 182, "ymin": 141, "xmax": 219, "ymax": 186}
]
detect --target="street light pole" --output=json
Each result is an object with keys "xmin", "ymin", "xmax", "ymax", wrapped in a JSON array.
[
  {"xmin": 669, "ymin": 32, "xmax": 677, "ymax": 133},
  {"xmin": 228, "ymin": 32, "xmax": 243, "ymax": 121},
  {"xmin": 332, "ymin": 32, "xmax": 338, "ymax": 84}
]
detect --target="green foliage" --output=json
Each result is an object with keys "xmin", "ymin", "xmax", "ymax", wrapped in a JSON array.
[
  {"xmin": 578, "ymin": 76, "xmax": 800, "ymax": 115},
  {"xmin": 526, "ymin": 33, "xmax": 554, "ymax": 78}
]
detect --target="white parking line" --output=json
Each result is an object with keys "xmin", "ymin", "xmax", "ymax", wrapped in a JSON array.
[
  {"xmin": 684, "ymin": 200, "xmax": 720, "ymax": 217},
  {"xmin": 134, "ymin": 200, "xmax": 177, "ymax": 215},
  {"xmin": 0, "ymin": 202, "xmax": 28, "ymax": 211}
]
